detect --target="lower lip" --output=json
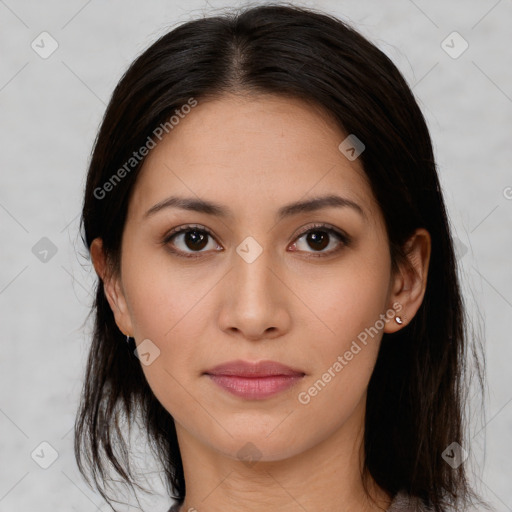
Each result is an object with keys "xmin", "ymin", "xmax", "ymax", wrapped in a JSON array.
[{"xmin": 206, "ymin": 374, "xmax": 304, "ymax": 399}]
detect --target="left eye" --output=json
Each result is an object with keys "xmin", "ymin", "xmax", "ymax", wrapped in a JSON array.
[{"xmin": 291, "ymin": 225, "xmax": 349, "ymax": 256}]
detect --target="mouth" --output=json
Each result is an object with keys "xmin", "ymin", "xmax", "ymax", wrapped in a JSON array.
[{"xmin": 204, "ymin": 359, "xmax": 305, "ymax": 400}]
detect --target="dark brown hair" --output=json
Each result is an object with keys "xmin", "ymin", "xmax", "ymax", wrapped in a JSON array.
[{"xmin": 75, "ymin": 4, "xmax": 486, "ymax": 511}]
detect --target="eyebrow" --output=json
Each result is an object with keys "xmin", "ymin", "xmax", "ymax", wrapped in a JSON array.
[{"xmin": 144, "ymin": 194, "xmax": 366, "ymax": 221}]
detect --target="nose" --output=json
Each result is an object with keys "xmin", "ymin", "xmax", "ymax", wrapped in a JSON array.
[{"xmin": 217, "ymin": 244, "xmax": 292, "ymax": 342}]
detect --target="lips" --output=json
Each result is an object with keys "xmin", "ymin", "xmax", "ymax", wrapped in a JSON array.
[
  {"xmin": 204, "ymin": 359, "xmax": 305, "ymax": 378},
  {"xmin": 204, "ymin": 360, "xmax": 305, "ymax": 400}
]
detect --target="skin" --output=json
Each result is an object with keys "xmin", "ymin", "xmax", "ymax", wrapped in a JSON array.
[{"xmin": 91, "ymin": 93, "xmax": 431, "ymax": 512}]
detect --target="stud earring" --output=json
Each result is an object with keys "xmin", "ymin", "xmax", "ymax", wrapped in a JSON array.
[{"xmin": 395, "ymin": 316, "xmax": 403, "ymax": 325}]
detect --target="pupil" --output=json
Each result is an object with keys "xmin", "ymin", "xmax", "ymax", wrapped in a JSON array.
[
  {"xmin": 185, "ymin": 230, "xmax": 208, "ymax": 251},
  {"xmin": 308, "ymin": 231, "xmax": 328, "ymax": 251}
]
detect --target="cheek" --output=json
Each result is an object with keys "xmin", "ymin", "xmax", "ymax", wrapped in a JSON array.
[
  {"xmin": 121, "ymin": 238, "xmax": 215, "ymax": 339},
  {"xmin": 291, "ymin": 250, "xmax": 391, "ymax": 411},
  {"xmin": 120, "ymin": 246, "xmax": 219, "ymax": 404},
  {"xmin": 298, "ymin": 248, "xmax": 391, "ymax": 350}
]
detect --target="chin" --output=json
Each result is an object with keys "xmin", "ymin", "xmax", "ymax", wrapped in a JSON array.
[{"xmin": 204, "ymin": 427, "xmax": 309, "ymax": 464}]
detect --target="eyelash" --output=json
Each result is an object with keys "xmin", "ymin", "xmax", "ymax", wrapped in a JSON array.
[{"xmin": 161, "ymin": 223, "xmax": 351, "ymax": 260}]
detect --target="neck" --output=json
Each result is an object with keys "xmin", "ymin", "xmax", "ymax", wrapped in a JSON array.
[{"xmin": 173, "ymin": 399, "xmax": 392, "ymax": 512}]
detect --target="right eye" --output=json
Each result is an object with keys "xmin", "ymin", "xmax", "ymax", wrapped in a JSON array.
[{"xmin": 162, "ymin": 224, "xmax": 223, "ymax": 259}]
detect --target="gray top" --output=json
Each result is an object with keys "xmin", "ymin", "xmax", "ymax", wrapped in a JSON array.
[
  {"xmin": 387, "ymin": 491, "xmax": 433, "ymax": 511},
  {"xmin": 167, "ymin": 491, "xmax": 432, "ymax": 511}
]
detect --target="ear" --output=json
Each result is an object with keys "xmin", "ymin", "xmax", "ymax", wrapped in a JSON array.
[
  {"xmin": 90, "ymin": 238, "xmax": 134, "ymax": 337},
  {"xmin": 384, "ymin": 228, "xmax": 431, "ymax": 333}
]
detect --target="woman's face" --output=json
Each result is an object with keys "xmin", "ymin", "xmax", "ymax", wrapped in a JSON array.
[{"xmin": 98, "ymin": 93, "xmax": 411, "ymax": 463}]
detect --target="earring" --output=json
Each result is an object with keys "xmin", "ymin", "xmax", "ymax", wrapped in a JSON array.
[
  {"xmin": 126, "ymin": 335, "xmax": 131, "ymax": 344},
  {"xmin": 395, "ymin": 316, "xmax": 403, "ymax": 325}
]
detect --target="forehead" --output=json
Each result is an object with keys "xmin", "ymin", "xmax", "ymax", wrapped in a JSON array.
[{"xmin": 128, "ymin": 93, "xmax": 379, "ymax": 223}]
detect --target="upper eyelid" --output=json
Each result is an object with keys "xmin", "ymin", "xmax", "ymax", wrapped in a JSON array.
[
  {"xmin": 294, "ymin": 222, "xmax": 347, "ymax": 239},
  {"xmin": 164, "ymin": 224, "xmax": 216, "ymax": 242}
]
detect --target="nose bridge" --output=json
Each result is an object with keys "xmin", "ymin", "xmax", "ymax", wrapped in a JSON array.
[
  {"xmin": 218, "ymin": 234, "xmax": 289, "ymax": 339},
  {"xmin": 233, "ymin": 235, "xmax": 275, "ymax": 300}
]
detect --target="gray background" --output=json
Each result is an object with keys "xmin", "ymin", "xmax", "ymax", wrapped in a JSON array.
[{"xmin": 1, "ymin": 0, "xmax": 511, "ymax": 510}]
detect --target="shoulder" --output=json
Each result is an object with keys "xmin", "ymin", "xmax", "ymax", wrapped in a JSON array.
[{"xmin": 387, "ymin": 491, "xmax": 434, "ymax": 512}]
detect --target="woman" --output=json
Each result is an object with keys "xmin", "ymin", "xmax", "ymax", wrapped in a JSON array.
[{"xmin": 75, "ymin": 4, "xmax": 485, "ymax": 511}]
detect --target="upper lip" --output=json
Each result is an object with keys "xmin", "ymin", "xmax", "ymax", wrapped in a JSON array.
[{"xmin": 205, "ymin": 359, "xmax": 305, "ymax": 377}]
